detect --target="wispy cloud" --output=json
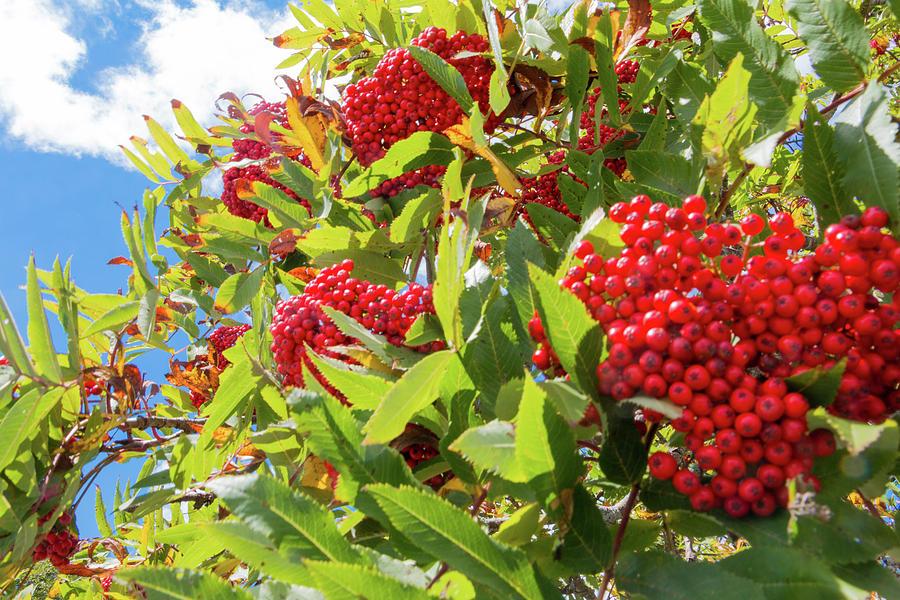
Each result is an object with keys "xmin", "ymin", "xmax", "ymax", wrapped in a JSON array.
[{"xmin": 0, "ymin": 0, "xmax": 295, "ymax": 163}]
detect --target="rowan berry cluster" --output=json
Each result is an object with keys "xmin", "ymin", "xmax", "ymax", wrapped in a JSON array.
[
  {"xmin": 83, "ymin": 377, "xmax": 104, "ymax": 396},
  {"xmin": 33, "ymin": 510, "xmax": 78, "ymax": 567},
  {"xmin": 270, "ymin": 260, "xmax": 443, "ymax": 399},
  {"xmin": 231, "ymin": 101, "xmax": 289, "ymax": 161},
  {"xmin": 370, "ymin": 165, "xmax": 447, "ymax": 199},
  {"xmin": 221, "ymin": 164, "xmax": 310, "ymax": 225},
  {"xmin": 342, "ymin": 26, "xmax": 498, "ymax": 167},
  {"xmin": 530, "ymin": 193, "xmax": 899, "ymax": 515},
  {"xmin": 615, "ymin": 60, "xmax": 639, "ymax": 84},
  {"xmin": 209, "ymin": 324, "xmax": 251, "ymax": 369}
]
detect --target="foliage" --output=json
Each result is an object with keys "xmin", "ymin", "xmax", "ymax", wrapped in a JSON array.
[{"xmin": 2, "ymin": 0, "xmax": 900, "ymax": 598}]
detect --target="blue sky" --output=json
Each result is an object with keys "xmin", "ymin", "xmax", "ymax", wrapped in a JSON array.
[{"xmin": 0, "ymin": 0, "xmax": 301, "ymax": 541}]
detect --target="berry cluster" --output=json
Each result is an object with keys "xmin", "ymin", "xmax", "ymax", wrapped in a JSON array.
[
  {"xmin": 221, "ymin": 164, "xmax": 310, "ymax": 225},
  {"xmin": 232, "ymin": 101, "xmax": 289, "ymax": 161},
  {"xmin": 209, "ymin": 324, "xmax": 251, "ymax": 369},
  {"xmin": 370, "ymin": 165, "xmax": 447, "ymax": 199},
  {"xmin": 83, "ymin": 377, "xmax": 104, "ymax": 396},
  {"xmin": 342, "ymin": 26, "xmax": 499, "ymax": 167},
  {"xmin": 33, "ymin": 510, "xmax": 78, "ymax": 567},
  {"xmin": 615, "ymin": 60, "xmax": 639, "ymax": 84},
  {"xmin": 270, "ymin": 260, "xmax": 443, "ymax": 399},
  {"xmin": 530, "ymin": 194, "xmax": 899, "ymax": 514}
]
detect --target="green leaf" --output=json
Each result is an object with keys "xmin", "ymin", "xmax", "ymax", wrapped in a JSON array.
[
  {"xmin": 820, "ymin": 411, "xmax": 893, "ymax": 455},
  {"xmin": 450, "ymin": 419, "xmax": 523, "ymax": 480},
  {"xmin": 523, "ymin": 19, "xmax": 553, "ymax": 52},
  {"xmin": 794, "ymin": 502, "xmax": 899, "ymax": 564},
  {"xmin": 80, "ymin": 300, "xmax": 141, "ymax": 338},
  {"xmin": 389, "ymin": 188, "xmax": 442, "ymax": 244},
  {"xmin": 305, "ymin": 561, "xmax": 425, "ymax": 600},
  {"xmin": 494, "ymin": 503, "xmax": 542, "ymax": 547},
  {"xmin": 624, "ymin": 151, "xmax": 702, "ymax": 200},
  {"xmin": 246, "ymin": 181, "xmax": 311, "ymax": 230},
  {"xmin": 310, "ymin": 250, "xmax": 407, "ymax": 288},
  {"xmin": 515, "ymin": 377, "xmax": 579, "ymax": 505},
  {"xmin": 718, "ymin": 546, "xmax": 847, "ymax": 600},
  {"xmin": 364, "ymin": 485, "xmax": 555, "ymax": 599},
  {"xmin": 206, "ymin": 473, "xmax": 362, "ymax": 563},
  {"xmin": 598, "ymin": 406, "xmax": 647, "ymax": 485},
  {"xmin": 199, "ymin": 358, "xmax": 256, "ymax": 446},
  {"xmin": 557, "ymin": 485, "xmax": 614, "ymax": 571},
  {"xmin": 363, "ymin": 350, "xmax": 456, "ymax": 444},
  {"xmin": 344, "ymin": 132, "xmax": 455, "ymax": 197},
  {"xmin": 528, "ymin": 263, "xmax": 603, "ymax": 400},
  {"xmin": 321, "ymin": 306, "xmax": 423, "ymax": 368},
  {"xmin": 697, "ymin": 0, "xmax": 800, "ymax": 126},
  {"xmin": 489, "ymin": 67, "xmax": 511, "ymax": 115},
  {"xmin": 26, "ymin": 256, "xmax": 61, "ymax": 382},
  {"xmin": 461, "ymin": 297, "xmax": 520, "ymax": 403},
  {"xmin": 665, "ymin": 62, "xmax": 713, "ymax": 123},
  {"xmin": 802, "ymin": 115, "xmax": 853, "ymax": 228},
  {"xmin": 95, "ymin": 486, "xmax": 113, "ymax": 538},
  {"xmin": 407, "ymin": 45, "xmax": 474, "ymax": 113},
  {"xmin": 201, "ymin": 522, "xmax": 311, "ymax": 586},
  {"xmin": 213, "ymin": 267, "xmax": 265, "ymax": 315},
  {"xmin": 667, "ymin": 509, "xmax": 727, "ymax": 538},
  {"xmin": 785, "ymin": 0, "xmax": 869, "ymax": 93},
  {"xmin": 785, "ymin": 358, "xmax": 845, "ymax": 408},
  {"xmin": 833, "ymin": 83, "xmax": 900, "ymax": 230},
  {"xmin": 0, "ymin": 389, "xmax": 65, "ymax": 473},
  {"xmin": 692, "ymin": 54, "xmax": 757, "ymax": 189},
  {"xmin": 115, "ymin": 566, "xmax": 254, "ymax": 600},
  {"xmin": 616, "ymin": 551, "xmax": 766, "ymax": 600},
  {"xmin": 832, "ymin": 560, "xmax": 900, "ymax": 600},
  {"xmin": 305, "ymin": 351, "xmax": 393, "ymax": 410},
  {"xmin": 403, "ymin": 313, "xmax": 443, "ymax": 347},
  {"xmin": 639, "ymin": 478, "xmax": 692, "ymax": 512},
  {"xmin": 143, "ymin": 115, "xmax": 192, "ymax": 166},
  {"xmin": 137, "ymin": 288, "xmax": 159, "ymax": 340},
  {"xmin": 171, "ymin": 99, "xmax": 212, "ymax": 142},
  {"xmin": 0, "ymin": 291, "xmax": 38, "ymax": 378}
]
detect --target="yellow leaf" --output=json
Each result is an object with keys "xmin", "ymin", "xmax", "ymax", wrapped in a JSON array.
[
  {"xmin": 300, "ymin": 455, "xmax": 335, "ymax": 493},
  {"xmin": 444, "ymin": 120, "xmax": 521, "ymax": 197},
  {"xmin": 285, "ymin": 97, "xmax": 327, "ymax": 171}
]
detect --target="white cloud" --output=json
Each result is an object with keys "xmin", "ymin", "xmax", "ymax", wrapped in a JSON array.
[{"xmin": 0, "ymin": 0, "xmax": 296, "ymax": 163}]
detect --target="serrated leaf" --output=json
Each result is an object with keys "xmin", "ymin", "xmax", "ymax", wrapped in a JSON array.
[
  {"xmin": 449, "ymin": 420, "xmax": 523, "ymax": 480},
  {"xmin": 237, "ymin": 181, "xmax": 311, "ymax": 230},
  {"xmin": 598, "ymin": 407, "xmax": 647, "ymax": 485},
  {"xmin": 95, "ymin": 486, "xmax": 113, "ymax": 538},
  {"xmin": 624, "ymin": 151, "xmax": 702, "ymax": 200},
  {"xmin": 207, "ymin": 473, "xmax": 362, "ymax": 563},
  {"xmin": 528, "ymin": 263, "xmax": 603, "ymax": 400},
  {"xmin": 523, "ymin": 19, "xmax": 553, "ymax": 51},
  {"xmin": 0, "ymin": 388, "xmax": 64, "ymax": 472},
  {"xmin": 199, "ymin": 357, "xmax": 256, "ymax": 446},
  {"xmin": 407, "ymin": 46, "xmax": 474, "ymax": 114},
  {"xmin": 832, "ymin": 560, "xmax": 900, "ymax": 600},
  {"xmin": 822, "ymin": 412, "xmax": 891, "ymax": 455},
  {"xmin": 344, "ymin": 132, "xmax": 455, "ymax": 197},
  {"xmin": 115, "ymin": 566, "xmax": 254, "ymax": 600},
  {"xmin": 320, "ymin": 306, "xmax": 422, "ymax": 370},
  {"xmin": 137, "ymin": 288, "xmax": 159, "ymax": 340},
  {"xmin": 310, "ymin": 250, "xmax": 407, "ymax": 288},
  {"xmin": 304, "ymin": 351, "xmax": 394, "ymax": 410},
  {"xmin": 557, "ymin": 485, "xmax": 614, "ymax": 571},
  {"xmin": 202, "ymin": 522, "xmax": 312, "ymax": 586},
  {"xmin": 0, "ymin": 291, "xmax": 38, "ymax": 378},
  {"xmin": 785, "ymin": 0, "xmax": 869, "ymax": 93},
  {"xmin": 833, "ymin": 83, "xmax": 900, "ymax": 230},
  {"xmin": 214, "ymin": 267, "xmax": 265, "ymax": 315},
  {"xmin": 802, "ymin": 115, "xmax": 853, "ymax": 228},
  {"xmin": 625, "ymin": 395, "xmax": 682, "ymax": 419},
  {"xmin": 697, "ymin": 0, "xmax": 799, "ymax": 126},
  {"xmin": 363, "ymin": 350, "xmax": 456, "ymax": 444},
  {"xmin": 640, "ymin": 478, "xmax": 692, "ymax": 512},
  {"xmin": 26, "ymin": 256, "xmax": 61, "ymax": 381},
  {"xmin": 390, "ymin": 189, "xmax": 442, "ymax": 244},
  {"xmin": 616, "ymin": 551, "xmax": 766, "ymax": 600},
  {"xmin": 305, "ymin": 560, "xmax": 424, "ymax": 600},
  {"xmin": 785, "ymin": 358, "xmax": 845, "ymax": 408},
  {"xmin": 364, "ymin": 485, "xmax": 554, "ymax": 599},
  {"xmin": 494, "ymin": 503, "xmax": 542, "ymax": 547},
  {"xmin": 718, "ymin": 546, "xmax": 846, "ymax": 600},
  {"xmin": 403, "ymin": 313, "xmax": 443, "ymax": 347},
  {"xmin": 794, "ymin": 502, "xmax": 899, "ymax": 564},
  {"xmin": 515, "ymin": 377, "xmax": 579, "ymax": 505},
  {"xmin": 489, "ymin": 67, "xmax": 511, "ymax": 115},
  {"xmin": 461, "ymin": 298, "xmax": 520, "ymax": 403}
]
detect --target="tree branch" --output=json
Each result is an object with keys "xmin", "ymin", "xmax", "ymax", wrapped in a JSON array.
[{"xmin": 119, "ymin": 416, "xmax": 206, "ymax": 434}]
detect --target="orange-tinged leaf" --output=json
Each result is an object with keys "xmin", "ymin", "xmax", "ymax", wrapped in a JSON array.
[
  {"xmin": 288, "ymin": 266, "xmax": 321, "ymax": 282},
  {"xmin": 286, "ymin": 97, "xmax": 327, "ymax": 171},
  {"xmin": 615, "ymin": 0, "xmax": 652, "ymax": 60},
  {"xmin": 166, "ymin": 356, "xmax": 220, "ymax": 396},
  {"xmin": 236, "ymin": 440, "xmax": 265, "ymax": 459},
  {"xmin": 474, "ymin": 240, "xmax": 493, "ymax": 262},
  {"xmin": 107, "ymin": 256, "xmax": 133, "ymax": 267},
  {"xmin": 323, "ymin": 32, "xmax": 365, "ymax": 49},
  {"xmin": 270, "ymin": 229, "xmax": 302, "ymax": 256}
]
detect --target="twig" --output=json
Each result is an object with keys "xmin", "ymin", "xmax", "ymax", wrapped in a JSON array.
[
  {"xmin": 425, "ymin": 563, "xmax": 450, "ymax": 591},
  {"xmin": 714, "ymin": 163, "xmax": 753, "ymax": 220},
  {"xmin": 855, "ymin": 488, "xmax": 884, "ymax": 520},
  {"xmin": 119, "ymin": 415, "xmax": 206, "ymax": 434}
]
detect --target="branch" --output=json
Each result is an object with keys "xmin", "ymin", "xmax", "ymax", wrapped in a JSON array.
[
  {"xmin": 120, "ymin": 416, "xmax": 206, "ymax": 434},
  {"xmin": 122, "ymin": 490, "xmax": 217, "ymax": 513}
]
